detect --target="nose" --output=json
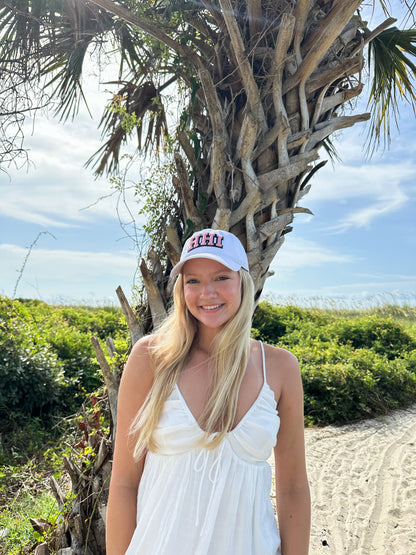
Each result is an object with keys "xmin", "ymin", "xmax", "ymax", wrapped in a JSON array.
[{"xmin": 200, "ymin": 280, "xmax": 216, "ymax": 297}]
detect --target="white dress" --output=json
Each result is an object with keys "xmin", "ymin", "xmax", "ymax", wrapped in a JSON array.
[{"xmin": 125, "ymin": 342, "xmax": 281, "ymax": 554}]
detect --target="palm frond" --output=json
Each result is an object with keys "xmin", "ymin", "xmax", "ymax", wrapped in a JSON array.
[
  {"xmin": 0, "ymin": 0, "xmax": 150, "ymax": 121},
  {"xmin": 322, "ymin": 137, "xmax": 342, "ymax": 163},
  {"xmin": 366, "ymin": 26, "xmax": 416, "ymax": 154},
  {"xmin": 374, "ymin": 0, "xmax": 416, "ymax": 18},
  {"xmin": 86, "ymin": 76, "xmax": 175, "ymax": 175}
]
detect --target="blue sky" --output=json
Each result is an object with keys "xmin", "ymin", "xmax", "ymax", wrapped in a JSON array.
[{"xmin": 1, "ymin": 3, "xmax": 415, "ymax": 308}]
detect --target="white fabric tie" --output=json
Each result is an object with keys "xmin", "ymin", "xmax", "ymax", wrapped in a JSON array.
[{"xmin": 193, "ymin": 443, "xmax": 225, "ymax": 529}]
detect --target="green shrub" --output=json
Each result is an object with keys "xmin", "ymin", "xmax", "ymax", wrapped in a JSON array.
[
  {"xmin": 252, "ymin": 301, "xmax": 416, "ymax": 426},
  {"xmin": 332, "ymin": 316, "xmax": 416, "ymax": 359},
  {"xmin": 2, "ymin": 296, "xmax": 416, "ymax": 435},
  {"xmin": 301, "ymin": 351, "xmax": 416, "ymax": 425},
  {"xmin": 252, "ymin": 302, "xmax": 328, "ymax": 344},
  {"xmin": 0, "ymin": 459, "xmax": 61, "ymax": 554},
  {"xmin": 56, "ymin": 305, "xmax": 128, "ymax": 340},
  {"xmin": 0, "ymin": 303, "xmax": 63, "ymax": 420},
  {"xmin": 402, "ymin": 349, "xmax": 416, "ymax": 374},
  {"xmin": 47, "ymin": 325, "xmax": 101, "ymax": 411},
  {"xmin": 0, "ymin": 298, "xmax": 129, "ymax": 462}
]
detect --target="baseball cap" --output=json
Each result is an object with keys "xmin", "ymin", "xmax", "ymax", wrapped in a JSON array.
[{"xmin": 171, "ymin": 229, "xmax": 249, "ymax": 278}]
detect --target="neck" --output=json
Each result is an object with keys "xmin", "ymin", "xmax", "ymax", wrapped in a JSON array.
[{"xmin": 195, "ymin": 326, "xmax": 218, "ymax": 355}]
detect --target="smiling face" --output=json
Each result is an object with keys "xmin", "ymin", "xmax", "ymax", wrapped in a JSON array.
[{"xmin": 182, "ymin": 258, "xmax": 242, "ymax": 333}]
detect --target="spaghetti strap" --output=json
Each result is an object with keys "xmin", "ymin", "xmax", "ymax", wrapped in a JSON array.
[{"xmin": 259, "ymin": 341, "xmax": 267, "ymax": 383}]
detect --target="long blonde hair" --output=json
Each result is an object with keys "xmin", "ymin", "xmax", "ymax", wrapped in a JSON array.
[{"xmin": 130, "ymin": 268, "xmax": 255, "ymax": 460}]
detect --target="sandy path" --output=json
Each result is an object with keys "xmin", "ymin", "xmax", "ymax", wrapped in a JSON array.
[
  {"xmin": 271, "ymin": 405, "xmax": 416, "ymax": 554},
  {"xmin": 307, "ymin": 406, "xmax": 416, "ymax": 554}
]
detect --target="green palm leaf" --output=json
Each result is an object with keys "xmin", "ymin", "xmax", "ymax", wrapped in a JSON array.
[
  {"xmin": 0, "ymin": 0, "xmax": 147, "ymax": 121},
  {"xmin": 366, "ymin": 26, "xmax": 416, "ymax": 153}
]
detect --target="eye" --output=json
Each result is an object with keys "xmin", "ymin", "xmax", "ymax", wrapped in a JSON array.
[
  {"xmin": 216, "ymin": 275, "xmax": 230, "ymax": 281},
  {"xmin": 185, "ymin": 278, "xmax": 198, "ymax": 284}
]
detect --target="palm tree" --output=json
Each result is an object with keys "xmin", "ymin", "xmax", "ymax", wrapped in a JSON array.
[
  {"xmin": 1, "ymin": 1, "xmax": 415, "ymax": 552},
  {"xmin": 2, "ymin": 0, "xmax": 415, "ymax": 314}
]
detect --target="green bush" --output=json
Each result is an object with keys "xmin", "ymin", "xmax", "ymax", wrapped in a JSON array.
[
  {"xmin": 252, "ymin": 302, "xmax": 328, "ymax": 344},
  {"xmin": 300, "ymin": 350, "xmax": 416, "ymax": 425},
  {"xmin": 0, "ymin": 459, "xmax": 61, "ymax": 553},
  {"xmin": 56, "ymin": 305, "xmax": 128, "ymax": 340},
  {"xmin": 2, "ymin": 296, "xmax": 416, "ymax": 440},
  {"xmin": 402, "ymin": 349, "xmax": 416, "ymax": 374},
  {"xmin": 0, "ymin": 297, "xmax": 129, "ymax": 462},
  {"xmin": 47, "ymin": 325, "xmax": 102, "ymax": 411},
  {"xmin": 0, "ymin": 301, "xmax": 63, "ymax": 420},
  {"xmin": 253, "ymin": 301, "xmax": 416, "ymax": 426},
  {"xmin": 332, "ymin": 316, "xmax": 416, "ymax": 359}
]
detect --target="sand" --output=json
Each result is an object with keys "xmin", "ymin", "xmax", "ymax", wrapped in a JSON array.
[{"xmin": 271, "ymin": 405, "xmax": 416, "ymax": 554}]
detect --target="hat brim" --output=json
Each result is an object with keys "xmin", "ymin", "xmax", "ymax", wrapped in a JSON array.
[{"xmin": 170, "ymin": 253, "xmax": 243, "ymax": 278}]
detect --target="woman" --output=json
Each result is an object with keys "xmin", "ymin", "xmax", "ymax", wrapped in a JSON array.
[{"xmin": 106, "ymin": 228, "xmax": 310, "ymax": 554}]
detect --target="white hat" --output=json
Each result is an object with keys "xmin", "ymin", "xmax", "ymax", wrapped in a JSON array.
[{"xmin": 171, "ymin": 228, "xmax": 249, "ymax": 278}]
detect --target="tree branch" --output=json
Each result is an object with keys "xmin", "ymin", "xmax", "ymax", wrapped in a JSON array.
[
  {"xmin": 271, "ymin": 13, "xmax": 295, "ymax": 167},
  {"xmin": 350, "ymin": 17, "xmax": 397, "ymax": 58},
  {"xmin": 236, "ymin": 112, "xmax": 262, "ymax": 193},
  {"xmin": 283, "ymin": 0, "xmax": 363, "ymax": 94},
  {"xmin": 316, "ymin": 84, "xmax": 364, "ymax": 123},
  {"xmin": 212, "ymin": 207, "xmax": 231, "ymax": 230},
  {"xmin": 197, "ymin": 66, "xmax": 229, "ymax": 201},
  {"xmin": 218, "ymin": 0, "xmax": 267, "ymax": 129},
  {"xmin": 293, "ymin": 0, "xmax": 312, "ymax": 133},
  {"xmin": 306, "ymin": 57, "xmax": 363, "ymax": 95},
  {"xmin": 257, "ymin": 150, "xmax": 320, "ymax": 192},
  {"xmin": 229, "ymin": 189, "xmax": 262, "ymax": 227},
  {"xmin": 293, "ymin": 0, "xmax": 312, "ymax": 57},
  {"xmin": 173, "ymin": 152, "xmax": 206, "ymax": 223},
  {"xmin": 247, "ymin": 0, "xmax": 263, "ymax": 44},
  {"xmin": 307, "ymin": 113, "xmax": 371, "ymax": 149},
  {"xmin": 91, "ymin": 336, "xmax": 119, "ymax": 439},
  {"xmin": 115, "ymin": 286, "xmax": 143, "ymax": 345},
  {"xmin": 258, "ymin": 212, "xmax": 293, "ymax": 241},
  {"xmin": 177, "ymin": 130, "xmax": 199, "ymax": 170},
  {"xmin": 139, "ymin": 258, "xmax": 167, "ymax": 326}
]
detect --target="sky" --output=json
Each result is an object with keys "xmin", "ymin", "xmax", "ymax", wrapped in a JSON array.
[{"xmin": 1, "ymin": 3, "xmax": 415, "ymax": 308}]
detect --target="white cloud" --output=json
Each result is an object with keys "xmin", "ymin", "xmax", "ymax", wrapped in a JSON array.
[
  {"xmin": 329, "ymin": 185, "xmax": 408, "ymax": 231},
  {"xmin": 0, "ymin": 62, "xmax": 146, "ymax": 229},
  {"xmin": 269, "ymin": 237, "xmax": 356, "ymax": 272},
  {"xmin": 306, "ymin": 150, "xmax": 414, "ymax": 231},
  {"xmin": 356, "ymin": 272, "xmax": 416, "ymax": 281},
  {"xmin": 0, "ymin": 243, "xmax": 139, "ymax": 302},
  {"xmin": 309, "ymin": 161, "xmax": 414, "ymax": 202},
  {"xmin": 0, "ymin": 114, "xmax": 143, "ymax": 227},
  {"xmin": 0, "ymin": 243, "xmax": 137, "ymax": 276}
]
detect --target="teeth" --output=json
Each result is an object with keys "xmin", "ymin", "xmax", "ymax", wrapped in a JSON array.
[{"xmin": 202, "ymin": 304, "xmax": 221, "ymax": 310}]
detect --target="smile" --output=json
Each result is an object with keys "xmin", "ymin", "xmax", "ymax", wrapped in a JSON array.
[{"xmin": 201, "ymin": 304, "xmax": 222, "ymax": 310}]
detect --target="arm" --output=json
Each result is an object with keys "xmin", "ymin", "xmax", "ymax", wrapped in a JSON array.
[
  {"xmin": 106, "ymin": 336, "xmax": 154, "ymax": 555},
  {"xmin": 267, "ymin": 346, "xmax": 311, "ymax": 555}
]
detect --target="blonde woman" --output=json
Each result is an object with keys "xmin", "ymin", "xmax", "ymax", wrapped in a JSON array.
[{"xmin": 106, "ymin": 229, "xmax": 310, "ymax": 555}]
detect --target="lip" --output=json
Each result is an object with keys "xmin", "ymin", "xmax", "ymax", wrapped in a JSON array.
[{"xmin": 200, "ymin": 304, "xmax": 223, "ymax": 311}]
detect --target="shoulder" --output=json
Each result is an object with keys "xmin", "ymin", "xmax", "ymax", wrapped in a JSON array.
[
  {"xmin": 119, "ymin": 335, "xmax": 155, "ymax": 397},
  {"xmin": 263, "ymin": 342, "xmax": 298, "ymax": 369},
  {"xmin": 263, "ymin": 342, "xmax": 299, "ymax": 381},
  {"xmin": 128, "ymin": 334, "xmax": 156, "ymax": 360},
  {"xmin": 260, "ymin": 341, "xmax": 300, "ymax": 403}
]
